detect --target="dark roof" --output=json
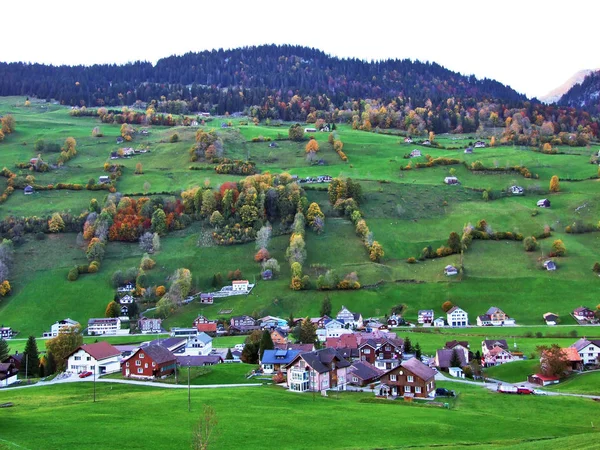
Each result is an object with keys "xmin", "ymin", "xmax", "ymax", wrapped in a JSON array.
[
  {"xmin": 176, "ymin": 355, "xmax": 222, "ymax": 366},
  {"xmin": 349, "ymin": 361, "xmax": 383, "ymax": 381},
  {"xmin": 147, "ymin": 338, "xmax": 186, "ymax": 350},
  {"xmin": 486, "ymin": 307, "xmax": 504, "ymax": 315},
  {"xmin": 135, "ymin": 344, "xmax": 175, "ymax": 365},
  {"xmin": 261, "ymin": 349, "xmax": 300, "ymax": 365},
  {"xmin": 275, "ymin": 343, "xmax": 314, "ymax": 352},
  {"xmin": 483, "ymin": 340, "xmax": 508, "ymax": 351},
  {"xmin": 72, "ymin": 342, "xmax": 121, "ymax": 361},
  {"xmin": 445, "ymin": 340, "xmax": 469, "ymax": 350},
  {"xmin": 401, "ymin": 357, "xmax": 437, "ymax": 381},
  {"xmin": 435, "ymin": 349, "xmax": 467, "ymax": 369},
  {"xmin": 336, "ymin": 347, "xmax": 359, "ymax": 359},
  {"xmin": 293, "ymin": 348, "xmax": 351, "ymax": 374}
]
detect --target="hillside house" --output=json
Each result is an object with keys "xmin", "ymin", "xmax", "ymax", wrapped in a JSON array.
[
  {"xmin": 0, "ymin": 362, "xmax": 18, "ymax": 387},
  {"xmin": 570, "ymin": 338, "xmax": 600, "ymax": 365},
  {"xmin": 377, "ymin": 358, "xmax": 436, "ymax": 398},
  {"xmin": 88, "ymin": 318, "xmax": 121, "ymax": 335},
  {"xmin": 404, "ymin": 137, "xmax": 413, "ymax": 143},
  {"xmin": 232, "ymin": 280, "xmax": 250, "ymax": 292},
  {"xmin": 98, "ymin": 176, "xmax": 111, "ymax": 184},
  {"xmin": 286, "ymin": 348, "xmax": 350, "ymax": 392},
  {"xmin": 199, "ymin": 294, "xmax": 214, "ymax": 304},
  {"xmin": 270, "ymin": 328, "xmax": 288, "ymax": 346},
  {"xmin": 43, "ymin": 318, "xmax": 80, "ymax": 337},
  {"xmin": 348, "ymin": 361, "xmax": 383, "ymax": 387},
  {"xmin": 410, "ymin": 149, "xmax": 421, "ymax": 158},
  {"xmin": 0, "ymin": 327, "xmax": 13, "ymax": 339},
  {"xmin": 230, "ymin": 315, "xmax": 258, "ymax": 333},
  {"xmin": 336, "ymin": 305, "xmax": 363, "ymax": 329},
  {"xmin": 260, "ymin": 349, "xmax": 300, "ymax": 374},
  {"xmin": 138, "ymin": 318, "xmax": 162, "ymax": 333},
  {"xmin": 418, "ymin": 310, "xmax": 434, "ymax": 325},
  {"xmin": 510, "ymin": 185, "xmax": 524, "ymax": 195},
  {"xmin": 24, "ymin": 185, "xmax": 34, "ymax": 195},
  {"xmin": 193, "ymin": 315, "xmax": 217, "ymax": 333},
  {"xmin": 573, "ymin": 307, "xmax": 595, "ymax": 322},
  {"xmin": 464, "ymin": 147, "xmax": 473, "ymax": 154},
  {"xmin": 537, "ymin": 199, "xmax": 551, "ymax": 208},
  {"xmin": 447, "ymin": 306, "xmax": 468, "ymax": 327},
  {"xmin": 67, "ymin": 342, "xmax": 121, "ymax": 375},
  {"xmin": 184, "ymin": 332, "xmax": 213, "ymax": 356},
  {"xmin": 433, "ymin": 317, "xmax": 445, "ymax": 327},
  {"xmin": 476, "ymin": 307, "xmax": 516, "ymax": 326},
  {"xmin": 544, "ymin": 260, "xmax": 557, "ymax": 271},
  {"xmin": 474, "ymin": 141, "xmax": 486, "ymax": 148},
  {"xmin": 444, "ymin": 176, "xmax": 459, "ymax": 185},
  {"xmin": 121, "ymin": 345, "xmax": 176, "ymax": 379},
  {"xmin": 543, "ymin": 312, "xmax": 559, "ymax": 326},
  {"xmin": 387, "ymin": 314, "xmax": 404, "ymax": 327},
  {"xmin": 444, "ymin": 265, "xmax": 458, "ymax": 276}
]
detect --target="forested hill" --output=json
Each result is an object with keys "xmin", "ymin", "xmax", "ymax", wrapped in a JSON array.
[
  {"xmin": 559, "ymin": 69, "xmax": 600, "ymax": 114},
  {"xmin": 0, "ymin": 45, "xmax": 526, "ymax": 111}
]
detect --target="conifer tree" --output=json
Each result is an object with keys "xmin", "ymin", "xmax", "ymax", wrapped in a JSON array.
[
  {"xmin": 22, "ymin": 336, "xmax": 40, "ymax": 377},
  {"xmin": 259, "ymin": 330, "xmax": 274, "ymax": 360}
]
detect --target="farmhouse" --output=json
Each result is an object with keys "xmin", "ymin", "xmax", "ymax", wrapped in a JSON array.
[
  {"xmin": 444, "ymin": 265, "xmax": 458, "ymax": 276},
  {"xmin": 0, "ymin": 327, "xmax": 13, "ymax": 339},
  {"xmin": 24, "ymin": 185, "xmax": 34, "ymax": 195},
  {"xmin": 43, "ymin": 318, "xmax": 80, "ymax": 337},
  {"xmin": 444, "ymin": 176, "xmax": 459, "ymax": 185},
  {"xmin": 543, "ymin": 312, "xmax": 559, "ymax": 326},
  {"xmin": 2, "ymin": 353, "xmax": 23, "ymax": 372},
  {"xmin": 260, "ymin": 348, "xmax": 300, "ymax": 374},
  {"xmin": 286, "ymin": 348, "xmax": 350, "ymax": 392},
  {"xmin": 121, "ymin": 345, "xmax": 176, "ymax": 379},
  {"xmin": 200, "ymin": 294, "xmax": 214, "ymax": 304},
  {"xmin": 476, "ymin": 307, "xmax": 516, "ymax": 326},
  {"xmin": 88, "ymin": 318, "xmax": 121, "ymax": 335},
  {"xmin": 0, "ymin": 362, "xmax": 18, "ymax": 387},
  {"xmin": 377, "ymin": 358, "xmax": 436, "ymax": 398},
  {"xmin": 138, "ymin": 318, "xmax": 162, "ymax": 333},
  {"xmin": 543, "ymin": 260, "xmax": 556, "ymax": 271},
  {"xmin": 183, "ymin": 332, "xmax": 213, "ymax": 356},
  {"xmin": 447, "ymin": 306, "xmax": 468, "ymax": 327},
  {"xmin": 193, "ymin": 315, "xmax": 217, "ymax": 333},
  {"xmin": 418, "ymin": 310, "xmax": 434, "ymax": 325},
  {"xmin": 232, "ymin": 280, "xmax": 250, "ymax": 292},
  {"xmin": 570, "ymin": 338, "xmax": 600, "ymax": 365},
  {"xmin": 573, "ymin": 306, "xmax": 595, "ymax": 322},
  {"xmin": 537, "ymin": 199, "xmax": 551, "ymax": 208},
  {"xmin": 67, "ymin": 341, "xmax": 121, "ymax": 375},
  {"xmin": 98, "ymin": 176, "xmax": 111, "ymax": 184}
]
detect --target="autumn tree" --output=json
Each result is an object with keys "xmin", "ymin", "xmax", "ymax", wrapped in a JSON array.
[
  {"xmin": 191, "ymin": 405, "xmax": 220, "ymax": 450},
  {"xmin": 551, "ymin": 239, "xmax": 566, "ymax": 256},
  {"xmin": 447, "ymin": 232, "xmax": 461, "ymax": 253},
  {"xmin": 305, "ymin": 138, "xmax": 319, "ymax": 153},
  {"xmin": 369, "ymin": 241, "xmax": 384, "ymax": 262},
  {"xmin": 45, "ymin": 326, "xmax": 83, "ymax": 371},
  {"xmin": 135, "ymin": 163, "xmax": 143, "ymax": 174},
  {"xmin": 442, "ymin": 301, "xmax": 454, "ymax": 312},
  {"xmin": 306, "ymin": 203, "xmax": 325, "ymax": 228},
  {"xmin": 523, "ymin": 236, "xmax": 538, "ymax": 252},
  {"xmin": 201, "ymin": 190, "xmax": 216, "ymax": 217},
  {"xmin": 538, "ymin": 344, "xmax": 569, "ymax": 378},
  {"xmin": 105, "ymin": 301, "xmax": 121, "ymax": 318},
  {"xmin": 549, "ymin": 175, "xmax": 560, "ymax": 192},
  {"xmin": 151, "ymin": 209, "xmax": 167, "ymax": 235},
  {"xmin": 209, "ymin": 211, "xmax": 224, "ymax": 228},
  {"xmin": 1, "ymin": 115, "xmax": 16, "ymax": 134},
  {"xmin": 288, "ymin": 123, "xmax": 305, "ymax": 142},
  {"xmin": 254, "ymin": 248, "xmax": 270, "ymax": 262},
  {"xmin": 120, "ymin": 123, "xmax": 134, "ymax": 141},
  {"xmin": 48, "ymin": 213, "xmax": 65, "ymax": 233}
]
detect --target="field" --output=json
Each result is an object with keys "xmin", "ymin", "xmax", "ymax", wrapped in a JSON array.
[
  {"xmin": 0, "ymin": 381, "xmax": 599, "ymax": 449},
  {"xmin": 546, "ymin": 371, "xmax": 600, "ymax": 396}
]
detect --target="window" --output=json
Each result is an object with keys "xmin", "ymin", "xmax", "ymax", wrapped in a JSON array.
[
  {"xmin": 137, "ymin": 368, "xmax": 143, "ymax": 374},
  {"xmin": 404, "ymin": 386, "xmax": 411, "ymax": 393},
  {"xmin": 407, "ymin": 375, "xmax": 414, "ymax": 383},
  {"xmin": 152, "ymin": 362, "xmax": 156, "ymax": 367},
  {"xmin": 352, "ymin": 377, "xmax": 358, "ymax": 383},
  {"xmin": 126, "ymin": 362, "xmax": 129, "ymax": 367},
  {"xmin": 144, "ymin": 363, "xmax": 148, "ymax": 368},
  {"xmin": 86, "ymin": 357, "xmax": 91, "ymax": 361},
  {"xmin": 390, "ymin": 374, "xmax": 397, "ymax": 382},
  {"xmin": 74, "ymin": 356, "xmax": 81, "ymax": 361},
  {"xmin": 139, "ymin": 353, "xmax": 144, "ymax": 359},
  {"xmin": 415, "ymin": 386, "xmax": 422, "ymax": 394},
  {"xmin": 363, "ymin": 348, "xmax": 371, "ymax": 354},
  {"xmin": 135, "ymin": 360, "xmax": 141, "ymax": 366}
]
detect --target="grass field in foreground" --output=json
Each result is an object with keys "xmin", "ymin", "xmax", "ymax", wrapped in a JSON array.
[{"xmin": 0, "ymin": 382, "xmax": 598, "ymax": 449}]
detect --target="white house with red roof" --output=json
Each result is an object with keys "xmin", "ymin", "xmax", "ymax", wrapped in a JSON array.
[
  {"xmin": 232, "ymin": 280, "xmax": 250, "ymax": 292},
  {"xmin": 66, "ymin": 341, "xmax": 121, "ymax": 375}
]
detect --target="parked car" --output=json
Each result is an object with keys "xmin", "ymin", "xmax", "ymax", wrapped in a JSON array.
[
  {"xmin": 435, "ymin": 388, "xmax": 455, "ymax": 397},
  {"xmin": 78, "ymin": 371, "xmax": 93, "ymax": 378},
  {"xmin": 533, "ymin": 389, "xmax": 548, "ymax": 395}
]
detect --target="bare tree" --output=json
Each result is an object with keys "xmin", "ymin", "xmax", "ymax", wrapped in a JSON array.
[{"xmin": 191, "ymin": 405, "xmax": 219, "ymax": 450}]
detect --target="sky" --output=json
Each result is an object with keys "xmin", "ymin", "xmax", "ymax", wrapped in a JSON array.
[{"xmin": 5, "ymin": 0, "xmax": 600, "ymax": 99}]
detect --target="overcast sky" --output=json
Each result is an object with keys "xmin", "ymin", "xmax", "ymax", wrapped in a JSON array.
[{"xmin": 5, "ymin": 1, "xmax": 599, "ymax": 99}]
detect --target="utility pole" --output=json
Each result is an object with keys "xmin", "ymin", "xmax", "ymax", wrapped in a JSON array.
[
  {"xmin": 25, "ymin": 353, "xmax": 28, "ymax": 383},
  {"xmin": 188, "ymin": 364, "xmax": 191, "ymax": 412},
  {"xmin": 93, "ymin": 368, "xmax": 96, "ymax": 403}
]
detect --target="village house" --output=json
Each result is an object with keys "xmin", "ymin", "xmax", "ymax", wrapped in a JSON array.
[
  {"xmin": 183, "ymin": 332, "xmax": 213, "ymax": 356},
  {"xmin": 260, "ymin": 316, "xmax": 289, "ymax": 330},
  {"xmin": 119, "ymin": 295, "xmax": 134, "ymax": 304},
  {"xmin": 121, "ymin": 345, "xmax": 176, "ymax": 379},
  {"xmin": 88, "ymin": 318, "xmax": 121, "ymax": 335},
  {"xmin": 476, "ymin": 307, "xmax": 516, "ymax": 326},
  {"xmin": 43, "ymin": 318, "xmax": 80, "ymax": 337},
  {"xmin": 347, "ymin": 361, "xmax": 383, "ymax": 387},
  {"xmin": 24, "ymin": 185, "xmax": 34, "ymax": 195},
  {"xmin": 0, "ymin": 362, "xmax": 18, "ymax": 387},
  {"xmin": 336, "ymin": 306, "xmax": 363, "ymax": 329},
  {"xmin": 286, "ymin": 348, "xmax": 350, "ymax": 392},
  {"xmin": 231, "ymin": 280, "xmax": 250, "ymax": 292},
  {"xmin": 310, "ymin": 316, "xmax": 330, "ymax": 329},
  {"xmin": 418, "ymin": 310, "xmax": 434, "ymax": 325},
  {"xmin": 447, "ymin": 306, "xmax": 468, "ymax": 327},
  {"xmin": 445, "ymin": 340, "xmax": 471, "ymax": 361},
  {"xmin": 444, "ymin": 265, "xmax": 458, "ymax": 276},
  {"xmin": 2, "ymin": 352, "xmax": 23, "ymax": 372},
  {"xmin": 433, "ymin": 317, "xmax": 445, "ymax": 327},
  {"xmin": 573, "ymin": 306, "xmax": 595, "ymax": 322},
  {"xmin": 229, "ymin": 315, "xmax": 258, "ymax": 333},
  {"xmin": 444, "ymin": 176, "xmax": 459, "ymax": 185},
  {"xmin": 570, "ymin": 338, "xmax": 600, "ymax": 365},
  {"xmin": 435, "ymin": 348, "xmax": 467, "ymax": 371},
  {"xmin": 270, "ymin": 328, "xmax": 288, "ymax": 346},
  {"xmin": 325, "ymin": 334, "xmax": 358, "ymax": 350},
  {"xmin": 543, "ymin": 312, "xmax": 559, "ymax": 325},
  {"xmin": 148, "ymin": 337, "xmax": 187, "ymax": 353},
  {"xmin": 67, "ymin": 341, "xmax": 121, "ymax": 375},
  {"xmin": 481, "ymin": 340, "xmax": 514, "ymax": 366},
  {"xmin": 377, "ymin": 358, "xmax": 436, "ymax": 398},
  {"xmin": 0, "ymin": 327, "xmax": 13, "ymax": 339},
  {"xmin": 199, "ymin": 294, "xmax": 214, "ymax": 304},
  {"xmin": 193, "ymin": 315, "xmax": 217, "ymax": 333},
  {"xmin": 387, "ymin": 314, "xmax": 404, "ymax": 327},
  {"xmin": 260, "ymin": 348, "xmax": 300, "ymax": 374},
  {"xmin": 138, "ymin": 318, "xmax": 162, "ymax": 334}
]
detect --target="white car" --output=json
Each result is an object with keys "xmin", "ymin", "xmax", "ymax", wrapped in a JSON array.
[{"xmin": 533, "ymin": 389, "xmax": 548, "ymax": 395}]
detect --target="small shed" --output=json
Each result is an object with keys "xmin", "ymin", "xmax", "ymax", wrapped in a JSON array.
[
  {"xmin": 537, "ymin": 199, "xmax": 551, "ymax": 208},
  {"xmin": 444, "ymin": 177, "xmax": 459, "ymax": 185},
  {"xmin": 464, "ymin": 147, "xmax": 473, "ymax": 154},
  {"xmin": 433, "ymin": 317, "xmax": 445, "ymax": 327},
  {"xmin": 200, "ymin": 294, "xmax": 214, "ymax": 304},
  {"xmin": 304, "ymin": 127, "xmax": 317, "ymax": 133},
  {"xmin": 99, "ymin": 176, "xmax": 111, "ymax": 184},
  {"xmin": 543, "ymin": 260, "xmax": 556, "ymax": 271},
  {"xmin": 449, "ymin": 367, "xmax": 465, "ymax": 378},
  {"xmin": 528, "ymin": 373, "xmax": 559, "ymax": 386},
  {"xmin": 24, "ymin": 185, "xmax": 34, "ymax": 195},
  {"xmin": 543, "ymin": 312, "xmax": 559, "ymax": 326},
  {"xmin": 444, "ymin": 265, "xmax": 458, "ymax": 276}
]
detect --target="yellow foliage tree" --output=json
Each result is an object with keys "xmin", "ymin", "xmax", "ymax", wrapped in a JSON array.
[
  {"xmin": 490, "ymin": 136, "xmax": 496, "ymax": 147},
  {"xmin": 0, "ymin": 280, "xmax": 11, "ymax": 296},
  {"xmin": 549, "ymin": 175, "xmax": 560, "ymax": 192},
  {"xmin": 135, "ymin": 163, "xmax": 143, "ymax": 174},
  {"xmin": 429, "ymin": 131, "xmax": 435, "ymax": 142},
  {"xmin": 48, "ymin": 213, "xmax": 65, "ymax": 233},
  {"xmin": 369, "ymin": 241, "xmax": 384, "ymax": 262},
  {"xmin": 305, "ymin": 138, "xmax": 319, "ymax": 153}
]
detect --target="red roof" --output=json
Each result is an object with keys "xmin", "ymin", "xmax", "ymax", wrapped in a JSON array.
[
  {"xmin": 531, "ymin": 373, "xmax": 560, "ymax": 382},
  {"xmin": 325, "ymin": 334, "xmax": 358, "ymax": 349},
  {"xmin": 561, "ymin": 347, "xmax": 582, "ymax": 362},
  {"xmin": 75, "ymin": 342, "xmax": 121, "ymax": 361},
  {"xmin": 196, "ymin": 323, "xmax": 217, "ymax": 332}
]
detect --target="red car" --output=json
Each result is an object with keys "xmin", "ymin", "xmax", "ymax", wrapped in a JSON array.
[{"xmin": 78, "ymin": 371, "xmax": 93, "ymax": 378}]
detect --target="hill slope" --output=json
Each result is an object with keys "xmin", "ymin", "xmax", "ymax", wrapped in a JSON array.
[
  {"xmin": 539, "ymin": 69, "xmax": 595, "ymax": 104},
  {"xmin": 558, "ymin": 69, "xmax": 600, "ymax": 112}
]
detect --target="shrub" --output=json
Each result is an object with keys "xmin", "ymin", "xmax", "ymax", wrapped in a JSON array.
[
  {"xmin": 67, "ymin": 267, "xmax": 79, "ymax": 281},
  {"xmin": 523, "ymin": 236, "xmax": 538, "ymax": 252},
  {"xmin": 593, "ymin": 262, "xmax": 600, "ymax": 274},
  {"xmin": 406, "ymin": 257, "xmax": 416, "ymax": 264},
  {"xmin": 155, "ymin": 285, "xmax": 166, "ymax": 297}
]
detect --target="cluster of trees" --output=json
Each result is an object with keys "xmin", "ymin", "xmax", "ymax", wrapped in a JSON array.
[
  {"xmin": 0, "ymin": 114, "xmax": 15, "ymax": 142},
  {"xmin": 287, "ymin": 212, "xmax": 309, "ymax": 290},
  {"xmin": 316, "ymin": 270, "xmax": 360, "ymax": 290},
  {"xmin": 328, "ymin": 133, "xmax": 347, "ymax": 161},
  {"xmin": 0, "ymin": 239, "xmax": 13, "ymax": 299},
  {"xmin": 190, "ymin": 129, "xmax": 223, "ymax": 162},
  {"xmin": 402, "ymin": 155, "xmax": 461, "ymax": 170},
  {"xmin": 214, "ymin": 159, "xmax": 257, "ymax": 175},
  {"xmin": 0, "ymin": 167, "xmax": 17, "ymax": 204},
  {"xmin": 57, "ymin": 137, "xmax": 77, "ymax": 165},
  {"xmin": 156, "ymin": 268, "xmax": 193, "ymax": 319},
  {"xmin": 253, "ymin": 224, "xmax": 280, "ymax": 279}
]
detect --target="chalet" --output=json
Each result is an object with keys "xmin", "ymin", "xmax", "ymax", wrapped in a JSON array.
[
  {"xmin": 199, "ymin": 294, "xmax": 214, "ymax": 304},
  {"xmin": 24, "ymin": 185, "xmax": 34, "ymax": 195},
  {"xmin": 377, "ymin": 358, "xmax": 436, "ymax": 398},
  {"xmin": 98, "ymin": 176, "xmax": 111, "ymax": 184},
  {"xmin": 543, "ymin": 312, "xmax": 559, "ymax": 326},
  {"xmin": 447, "ymin": 306, "xmax": 468, "ymax": 327},
  {"xmin": 464, "ymin": 147, "xmax": 473, "ymax": 154},
  {"xmin": 537, "ymin": 198, "xmax": 551, "ymax": 208},
  {"xmin": 43, "ymin": 318, "xmax": 80, "ymax": 337},
  {"xmin": 336, "ymin": 305, "xmax": 363, "ymax": 329},
  {"xmin": 67, "ymin": 342, "xmax": 121, "ymax": 375},
  {"xmin": 528, "ymin": 373, "xmax": 560, "ymax": 386},
  {"xmin": 418, "ymin": 310, "xmax": 434, "ymax": 325},
  {"xmin": 232, "ymin": 280, "xmax": 250, "ymax": 292},
  {"xmin": 543, "ymin": 260, "xmax": 557, "ymax": 271},
  {"xmin": 444, "ymin": 265, "xmax": 458, "ymax": 276},
  {"xmin": 387, "ymin": 314, "xmax": 404, "ymax": 327},
  {"xmin": 404, "ymin": 137, "xmax": 413, "ymax": 143},
  {"xmin": 230, "ymin": 315, "xmax": 258, "ymax": 333},
  {"xmin": 286, "ymin": 348, "xmax": 350, "ymax": 392},
  {"xmin": 121, "ymin": 345, "xmax": 176, "ymax": 379},
  {"xmin": 120, "ymin": 295, "xmax": 134, "ymax": 304},
  {"xmin": 184, "ymin": 332, "xmax": 213, "ymax": 356},
  {"xmin": 510, "ymin": 185, "xmax": 524, "ymax": 195},
  {"xmin": 260, "ymin": 316, "xmax": 288, "ymax": 330},
  {"xmin": 433, "ymin": 317, "xmax": 445, "ymax": 327},
  {"xmin": 193, "ymin": 315, "xmax": 217, "ymax": 333},
  {"xmin": 2, "ymin": 352, "xmax": 23, "ymax": 372},
  {"xmin": 138, "ymin": 318, "xmax": 162, "ymax": 333},
  {"xmin": 410, "ymin": 149, "xmax": 421, "ymax": 158},
  {"xmin": 260, "ymin": 348, "xmax": 300, "ymax": 374},
  {"xmin": 176, "ymin": 355, "xmax": 222, "ymax": 367},
  {"xmin": 474, "ymin": 141, "xmax": 486, "ymax": 148},
  {"xmin": 0, "ymin": 327, "xmax": 13, "ymax": 339},
  {"xmin": 270, "ymin": 328, "xmax": 288, "ymax": 346},
  {"xmin": 304, "ymin": 127, "xmax": 317, "ymax": 133},
  {"xmin": 88, "ymin": 318, "xmax": 120, "ymax": 335},
  {"xmin": 570, "ymin": 338, "xmax": 600, "ymax": 365},
  {"xmin": 0, "ymin": 362, "xmax": 18, "ymax": 387},
  {"xmin": 347, "ymin": 361, "xmax": 383, "ymax": 387},
  {"xmin": 147, "ymin": 337, "xmax": 187, "ymax": 353},
  {"xmin": 444, "ymin": 176, "xmax": 459, "ymax": 185},
  {"xmin": 573, "ymin": 306, "xmax": 595, "ymax": 322},
  {"xmin": 310, "ymin": 316, "xmax": 330, "ymax": 329},
  {"xmin": 476, "ymin": 307, "xmax": 516, "ymax": 326},
  {"xmin": 435, "ymin": 348, "xmax": 467, "ymax": 370}
]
